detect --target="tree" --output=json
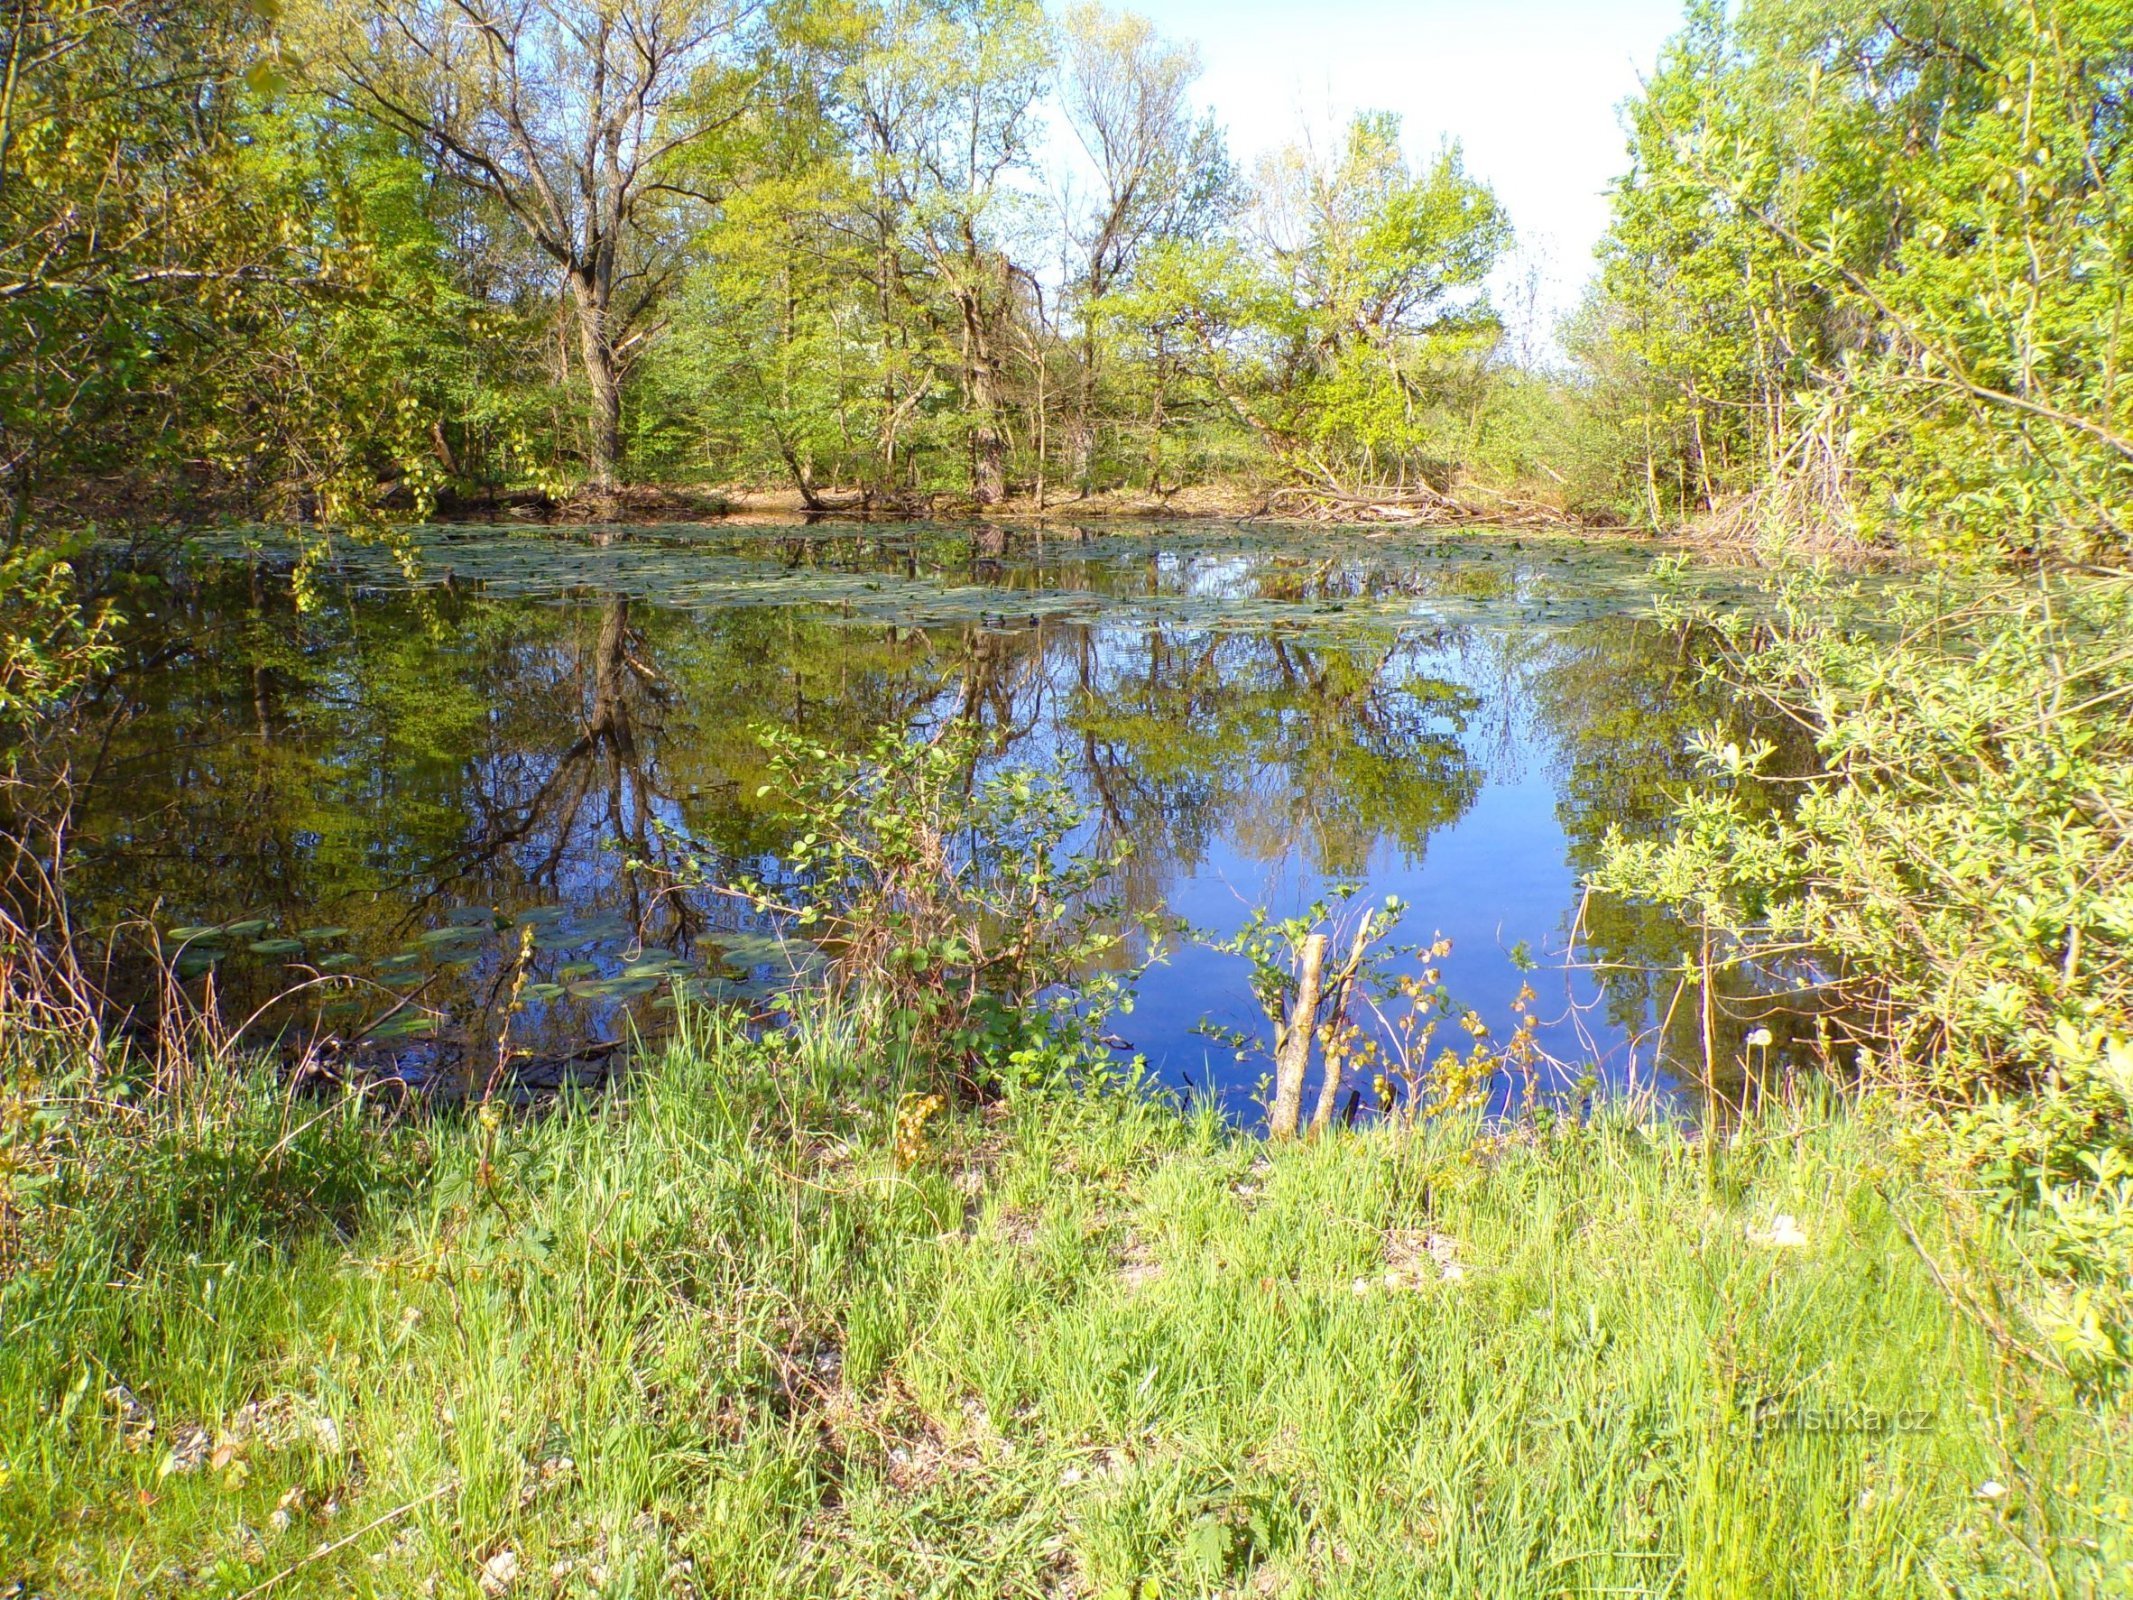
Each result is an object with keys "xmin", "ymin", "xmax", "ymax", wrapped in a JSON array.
[
  {"xmin": 848, "ymin": 0, "xmax": 1051, "ymax": 504},
  {"xmin": 313, "ymin": 0, "xmax": 762, "ymax": 490},
  {"xmin": 1140, "ymin": 113, "xmax": 1510, "ymax": 498},
  {"xmin": 0, "ymin": 0, "xmax": 298, "ymax": 744},
  {"xmin": 0, "ymin": 0, "xmax": 284, "ymax": 516},
  {"xmin": 1056, "ymin": 2, "xmax": 1228, "ymax": 491},
  {"xmin": 1594, "ymin": 0, "xmax": 2133, "ymax": 557}
]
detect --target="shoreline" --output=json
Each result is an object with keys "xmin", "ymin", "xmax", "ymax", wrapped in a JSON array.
[{"xmin": 438, "ymin": 479, "xmax": 1619, "ymax": 534}]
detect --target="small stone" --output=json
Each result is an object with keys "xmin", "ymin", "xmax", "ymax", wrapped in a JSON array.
[
  {"xmin": 479, "ymin": 1547, "xmax": 520, "ymax": 1596},
  {"xmin": 269, "ymin": 1484, "xmax": 306, "ymax": 1532},
  {"xmin": 105, "ymin": 1384, "xmax": 156, "ymax": 1450},
  {"xmin": 1753, "ymin": 1213, "xmax": 1808, "ymax": 1247},
  {"xmin": 160, "ymin": 1423, "xmax": 211, "ymax": 1477}
]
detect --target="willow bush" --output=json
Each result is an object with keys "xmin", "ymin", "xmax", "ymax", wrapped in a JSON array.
[{"xmin": 1594, "ymin": 571, "xmax": 2133, "ymax": 1375}]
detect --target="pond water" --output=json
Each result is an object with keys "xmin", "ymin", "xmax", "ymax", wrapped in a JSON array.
[{"xmin": 63, "ymin": 521, "xmax": 1787, "ymax": 1113}]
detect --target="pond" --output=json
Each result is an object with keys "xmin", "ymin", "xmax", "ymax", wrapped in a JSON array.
[{"xmin": 58, "ymin": 520, "xmax": 1788, "ymax": 1113}]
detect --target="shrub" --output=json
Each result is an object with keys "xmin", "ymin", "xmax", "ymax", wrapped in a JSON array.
[
  {"xmin": 692, "ymin": 720, "xmax": 1152, "ymax": 1090},
  {"xmin": 1594, "ymin": 570, "xmax": 2133, "ymax": 1374}
]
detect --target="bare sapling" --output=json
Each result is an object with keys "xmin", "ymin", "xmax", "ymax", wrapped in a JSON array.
[{"xmin": 1267, "ymin": 931, "xmax": 1327, "ymax": 1138}]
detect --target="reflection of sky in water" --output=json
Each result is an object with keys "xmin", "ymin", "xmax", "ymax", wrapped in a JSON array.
[
  {"xmin": 74, "ymin": 526, "xmax": 1738, "ymax": 1110},
  {"xmin": 1081, "ymin": 637, "xmax": 1648, "ymax": 1114}
]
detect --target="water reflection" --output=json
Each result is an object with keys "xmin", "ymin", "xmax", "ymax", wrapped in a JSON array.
[{"xmin": 55, "ymin": 523, "xmax": 1793, "ymax": 1110}]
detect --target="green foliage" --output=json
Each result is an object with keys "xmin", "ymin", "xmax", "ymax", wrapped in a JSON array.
[
  {"xmin": 709, "ymin": 720, "xmax": 1149, "ymax": 1081},
  {"xmin": 0, "ymin": 0, "xmax": 571, "ymax": 735},
  {"xmin": 1133, "ymin": 118, "xmax": 1512, "ymax": 493},
  {"xmin": 1594, "ymin": 571, "xmax": 2133, "ymax": 1374},
  {"xmin": 1593, "ymin": 0, "xmax": 2133, "ymax": 556},
  {"xmin": 0, "ymin": 0, "xmax": 1576, "ymax": 521},
  {"xmin": 0, "ymin": 549, "xmax": 117, "ymax": 733}
]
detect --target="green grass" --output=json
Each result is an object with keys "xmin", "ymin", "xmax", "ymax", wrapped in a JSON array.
[{"xmin": 4, "ymin": 1009, "xmax": 2128, "ymax": 1598}]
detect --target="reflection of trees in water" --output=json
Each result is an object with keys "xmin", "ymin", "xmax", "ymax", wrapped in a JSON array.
[
  {"xmin": 64, "ymin": 581, "xmax": 940, "ymax": 936},
  {"xmin": 421, "ymin": 598, "xmax": 695, "ymax": 945},
  {"xmin": 1060, "ymin": 621, "xmax": 1486, "ymax": 892},
  {"xmin": 63, "ymin": 556, "xmax": 1774, "ymax": 1083},
  {"xmin": 1526, "ymin": 615, "xmax": 1828, "ymax": 1098}
]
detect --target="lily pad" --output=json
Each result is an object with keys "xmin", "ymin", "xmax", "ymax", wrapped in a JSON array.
[
  {"xmin": 707, "ymin": 931, "xmax": 806, "ymax": 968},
  {"xmin": 368, "ymin": 1011, "xmax": 441, "ymax": 1041},
  {"xmin": 418, "ymin": 925, "xmax": 487, "ymax": 948}
]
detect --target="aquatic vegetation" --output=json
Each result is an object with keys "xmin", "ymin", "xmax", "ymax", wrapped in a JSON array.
[{"xmin": 182, "ymin": 520, "xmax": 1769, "ymax": 636}]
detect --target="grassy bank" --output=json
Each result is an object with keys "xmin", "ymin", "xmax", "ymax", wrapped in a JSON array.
[{"xmin": 4, "ymin": 1010, "xmax": 2128, "ymax": 1599}]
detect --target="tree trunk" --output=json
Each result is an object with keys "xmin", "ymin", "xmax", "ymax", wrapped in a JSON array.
[
  {"xmin": 1073, "ymin": 324, "xmax": 1099, "ymax": 496},
  {"xmin": 1269, "ymin": 932, "xmax": 1329, "ymax": 1139},
  {"xmin": 569, "ymin": 270, "xmax": 624, "ymax": 492},
  {"xmin": 775, "ymin": 432, "xmax": 826, "ymax": 511},
  {"xmin": 1308, "ymin": 920, "xmax": 1376, "ymax": 1138},
  {"xmin": 958, "ymin": 276, "xmax": 1008, "ymax": 506},
  {"xmin": 970, "ymin": 419, "xmax": 1006, "ymax": 505}
]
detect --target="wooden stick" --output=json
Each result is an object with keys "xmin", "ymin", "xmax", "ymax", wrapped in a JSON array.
[
  {"xmin": 229, "ymin": 1480, "xmax": 455, "ymax": 1600},
  {"xmin": 1308, "ymin": 918, "xmax": 1377, "ymax": 1138},
  {"xmin": 1269, "ymin": 933, "xmax": 1328, "ymax": 1140}
]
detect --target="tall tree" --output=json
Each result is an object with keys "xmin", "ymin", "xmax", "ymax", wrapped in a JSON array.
[
  {"xmin": 1595, "ymin": 0, "xmax": 2133, "ymax": 556},
  {"xmin": 849, "ymin": 0, "xmax": 1051, "ymax": 504},
  {"xmin": 0, "ymin": 0, "xmax": 281, "ymax": 516},
  {"xmin": 1142, "ymin": 113, "xmax": 1509, "ymax": 495},
  {"xmin": 313, "ymin": 0, "xmax": 761, "ymax": 490},
  {"xmin": 1056, "ymin": 2, "xmax": 1226, "ymax": 491}
]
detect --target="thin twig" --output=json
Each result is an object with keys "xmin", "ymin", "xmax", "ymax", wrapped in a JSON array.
[{"xmin": 228, "ymin": 1480, "xmax": 456, "ymax": 1600}]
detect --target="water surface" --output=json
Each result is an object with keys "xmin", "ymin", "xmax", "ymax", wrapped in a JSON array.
[{"xmin": 67, "ymin": 521, "xmax": 1779, "ymax": 1110}]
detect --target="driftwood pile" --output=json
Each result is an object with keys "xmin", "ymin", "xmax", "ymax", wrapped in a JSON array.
[{"xmin": 1253, "ymin": 481, "xmax": 1573, "ymax": 527}]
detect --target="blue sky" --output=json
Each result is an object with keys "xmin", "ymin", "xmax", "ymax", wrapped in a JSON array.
[{"xmin": 1119, "ymin": 0, "xmax": 1688, "ymax": 326}]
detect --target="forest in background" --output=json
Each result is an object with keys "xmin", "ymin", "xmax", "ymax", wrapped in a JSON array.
[
  {"xmin": 1, "ymin": 0, "xmax": 1537, "ymax": 536},
  {"xmin": 4, "ymin": 0, "xmax": 2127, "ymax": 570}
]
